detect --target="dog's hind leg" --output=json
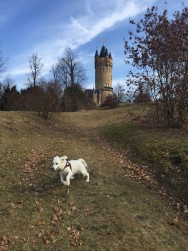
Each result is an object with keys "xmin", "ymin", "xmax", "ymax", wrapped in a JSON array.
[
  {"xmin": 85, "ymin": 173, "xmax": 89, "ymax": 182},
  {"xmin": 82, "ymin": 169, "xmax": 89, "ymax": 182}
]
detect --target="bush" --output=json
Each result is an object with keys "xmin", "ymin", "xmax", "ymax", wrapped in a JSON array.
[
  {"xmin": 100, "ymin": 95, "xmax": 119, "ymax": 109},
  {"xmin": 62, "ymin": 84, "xmax": 95, "ymax": 112}
]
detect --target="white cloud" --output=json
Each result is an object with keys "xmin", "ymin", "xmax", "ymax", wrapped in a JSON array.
[
  {"xmin": 64, "ymin": 0, "xmax": 156, "ymax": 48},
  {"xmin": 9, "ymin": 0, "xmax": 156, "ymax": 85},
  {"xmin": 36, "ymin": 0, "xmax": 155, "ymax": 68},
  {"xmin": 113, "ymin": 77, "xmax": 127, "ymax": 85},
  {"xmin": 10, "ymin": 65, "xmax": 28, "ymax": 76}
]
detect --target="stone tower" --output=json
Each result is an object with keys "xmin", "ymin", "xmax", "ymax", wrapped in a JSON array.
[{"xmin": 93, "ymin": 45, "xmax": 113, "ymax": 105}]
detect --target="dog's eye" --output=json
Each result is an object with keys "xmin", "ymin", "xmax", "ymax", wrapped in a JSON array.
[{"xmin": 56, "ymin": 163, "xmax": 58, "ymax": 165}]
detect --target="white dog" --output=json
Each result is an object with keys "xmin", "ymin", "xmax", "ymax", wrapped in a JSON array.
[{"xmin": 51, "ymin": 155, "xmax": 89, "ymax": 186}]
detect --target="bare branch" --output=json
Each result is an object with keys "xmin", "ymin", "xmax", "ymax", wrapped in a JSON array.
[
  {"xmin": 0, "ymin": 51, "xmax": 8, "ymax": 76},
  {"xmin": 27, "ymin": 53, "xmax": 43, "ymax": 87}
]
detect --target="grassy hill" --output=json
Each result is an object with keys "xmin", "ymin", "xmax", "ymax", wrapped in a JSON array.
[
  {"xmin": 0, "ymin": 106, "xmax": 188, "ymax": 250},
  {"xmin": 102, "ymin": 104, "xmax": 188, "ymax": 204}
]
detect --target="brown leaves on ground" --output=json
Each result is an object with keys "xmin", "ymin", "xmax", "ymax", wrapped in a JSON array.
[
  {"xmin": 22, "ymin": 147, "xmax": 47, "ymax": 173},
  {"xmin": 0, "ymin": 235, "xmax": 11, "ymax": 251},
  {"xmin": 67, "ymin": 226, "xmax": 80, "ymax": 247},
  {"xmin": 38, "ymin": 229, "xmax": 56, "ymax": 245},
  {"xmin": 37, "ymin": 207, "xmax": 64, "ymax": 245},
  {"xmin": 98, "ymin": 136, "xmax": 188, "ymax": 219},
  {"xmin": 51, "ymin": 207, "xmax": 64, "ymax": 226},
  {"xmin": 67, "ymin": 203, "xmax": 77, "ymax": 215},
  {"xmin": 37, "ymin": 205, "xmax": 82, "ymax": 247}
]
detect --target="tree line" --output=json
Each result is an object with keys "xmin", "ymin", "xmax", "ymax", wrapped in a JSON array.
[{"xmin": 0, "ymin": 48, "xmax": 95, "ymax": 118}]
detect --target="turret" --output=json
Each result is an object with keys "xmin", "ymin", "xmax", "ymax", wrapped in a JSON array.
[{"xmin": 95, "ymin": 50, "xmax": 99, "ymax": 58}]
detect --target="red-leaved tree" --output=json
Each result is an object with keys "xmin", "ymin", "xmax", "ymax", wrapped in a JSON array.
[{"xmin": 124, "ymin": 5, "xmax": 188, "ymax": 127}]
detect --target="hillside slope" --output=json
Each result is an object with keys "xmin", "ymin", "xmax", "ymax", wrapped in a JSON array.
[{"xmin": 0, "ymin": 108, "xmax": 188, "ymax": 250}]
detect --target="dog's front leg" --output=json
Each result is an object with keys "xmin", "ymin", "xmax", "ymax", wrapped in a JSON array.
[
  {"xmin": 66, "ymin": 172, "xmax": 72, "ymax": 186},
  {"xmin": 60, "ymin": 173, "xmax": 67, "ymax": 186}
]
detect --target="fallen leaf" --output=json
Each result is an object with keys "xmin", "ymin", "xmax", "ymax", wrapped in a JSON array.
[
  {"xmin": 38, "ymin": 207, "xmax": 44, "ymax": 213},
  {"xmin": 39, "ymin": 220, "xmax": 45, "ymax": 225}
]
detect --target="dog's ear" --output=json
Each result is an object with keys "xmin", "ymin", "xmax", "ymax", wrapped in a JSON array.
[{"xmin": 60, "ymin": 155, "xmax": 68, "ymax": 160}]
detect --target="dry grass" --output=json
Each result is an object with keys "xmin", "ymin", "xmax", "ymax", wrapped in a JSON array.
[{"xmin": 0, "ymin": 108, "xmax": 188, "ymax": 250}]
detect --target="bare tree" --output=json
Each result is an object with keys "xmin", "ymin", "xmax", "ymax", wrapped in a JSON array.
[
  {"xmin": 50, "ymin": 64, "xmax": 61, "ymax": 86},
  {"xmin": 0, "ymin": 51, "xmax": 8, "ymax": 76},
  {"xmin": 55, "ymin": 47, "xmax": 87, "ymax": 88},
  {"xmin": 3, "ymin": 74, "xmax": 15, "ymax": 88},
  {"xmin": 114, "ymin": 83, "xmax": 126, "ymax": 102},
  {"xmin": 133, "ymin": 83, "xmax": 151, "ymax": 103},
  {"xmin": 37, "ymin": 80, "xmax": 62, "ymax": 119},
  {"xmin": 52, "ymin": 47, "xmax": 87, "ymax": 111},
  {"xmin": 27, "ymin": 53, "xmax": 43, "ymax": 87}
]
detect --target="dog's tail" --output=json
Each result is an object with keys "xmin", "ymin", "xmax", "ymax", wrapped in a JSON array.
[{"xmin": 79, "ymin": 159, "xmax": 88, "ymax": 168}]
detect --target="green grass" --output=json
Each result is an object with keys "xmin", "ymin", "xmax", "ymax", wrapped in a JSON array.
[
  {"xmin": 102, "ymin": 117, "xmax": 188, "ymax": 202},
  {"xmin": 103, "ymin": 122, "xmax": 188, "ymax": 168},
  {"xmin": 0, "ymin": 108, "xmax": 188, "ymax": 250}
]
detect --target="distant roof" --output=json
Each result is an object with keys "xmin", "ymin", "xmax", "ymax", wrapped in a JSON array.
[
  {"xmin": 95, "ymin": 45, "xmax": 112, "ymax": 59},
  {"xmin": 100, "ymin": 45, "xmax": 106, "ymax": 57}
]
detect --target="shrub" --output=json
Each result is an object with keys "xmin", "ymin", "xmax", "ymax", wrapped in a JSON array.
[{"xmin": 100, "ymin": 95, "xmax": 119, "ymax": 109}]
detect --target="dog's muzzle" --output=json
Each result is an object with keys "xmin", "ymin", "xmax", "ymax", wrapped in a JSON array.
[{"xmin": 51, "ymin": 166, "xmax": 60, "ymax": 172}]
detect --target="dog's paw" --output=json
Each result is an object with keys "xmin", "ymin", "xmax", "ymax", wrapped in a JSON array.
[{"xmin": 70, "ymin": 176, "xmax": 74, "ymax": 179}]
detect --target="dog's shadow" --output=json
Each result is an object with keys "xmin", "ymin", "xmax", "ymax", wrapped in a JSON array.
[
  {"xmin": 11, "ymin": 172, "xmax": 91, "ymax": 198},
  {"xmin": 10, "ymin": 173, "xmax": 58, "ymax": 196}
]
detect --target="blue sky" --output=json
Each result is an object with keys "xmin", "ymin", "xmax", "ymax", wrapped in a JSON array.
[{"xmin": 0, "ymin": 0, "xmax": 185, "ymax": 90}]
